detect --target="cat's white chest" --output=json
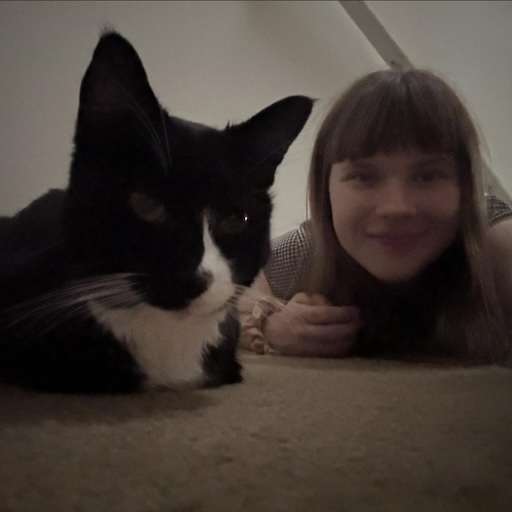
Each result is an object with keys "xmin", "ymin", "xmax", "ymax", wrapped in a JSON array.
[{"xmin": 90, "ymin": 302, "xmax": 224, "ymax": 388}]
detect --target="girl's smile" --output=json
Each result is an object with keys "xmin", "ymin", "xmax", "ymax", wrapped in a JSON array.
[{"xmin": 367, "ymin": 231, "xmax": 426, "ymax": 252}]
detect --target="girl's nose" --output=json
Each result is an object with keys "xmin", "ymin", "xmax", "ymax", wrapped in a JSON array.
[{"xmin": 375, "ymin": 181, "xmax": 417, "ymax": 217}]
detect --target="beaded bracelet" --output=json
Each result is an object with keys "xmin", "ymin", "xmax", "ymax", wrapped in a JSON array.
[{"xmin": 240, "ymin": 298, "xmax": 283, "ymax": 355}]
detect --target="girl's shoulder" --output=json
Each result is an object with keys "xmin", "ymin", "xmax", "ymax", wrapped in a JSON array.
[
  {"xmin": 270, "ymin": 221, "xmax": 314, "ymax": 256},
  {"xmin": 264, "ymin": 221, "xmax": 314, "ymax": 300},
  {"xmin": 486, "ymin": 194, "xmax": 512, "ymax": 226}
]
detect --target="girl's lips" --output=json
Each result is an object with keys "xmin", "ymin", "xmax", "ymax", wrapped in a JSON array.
[{"xmin": 368, "ymin": 232, "xmax": 424, "ymax": 250}]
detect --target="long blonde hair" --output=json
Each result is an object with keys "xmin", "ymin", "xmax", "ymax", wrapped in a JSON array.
[{"xmin": 306, "ymin": 69, "xmax": 508, "ymax": 361}]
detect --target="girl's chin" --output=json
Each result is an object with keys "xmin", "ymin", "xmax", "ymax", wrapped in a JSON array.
[{"xmin": 368, "ymin": 268, "xmax": 425, "ymax": 287}]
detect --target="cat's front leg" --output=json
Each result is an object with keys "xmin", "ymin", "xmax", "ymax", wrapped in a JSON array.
[{"xmin": 202, "ymin": 311, "xmax": 242, "ymax": 387}]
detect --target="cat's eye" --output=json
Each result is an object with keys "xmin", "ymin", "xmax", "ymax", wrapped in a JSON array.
[
  {"xmin": 219, "ymin": 212, "xmax": 249, "ymax": 235},
  {"xmin": 129, "ymin": 192, "xmax": 167, "ymax": 223}
]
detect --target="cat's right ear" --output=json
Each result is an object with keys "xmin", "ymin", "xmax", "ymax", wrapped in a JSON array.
[{"xmin": 76, "ymin": 31, "xmax": 160, "ymax": 131}]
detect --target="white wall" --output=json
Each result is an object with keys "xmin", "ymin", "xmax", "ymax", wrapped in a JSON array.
[
  {"xmin": 366, "ymin": 0, "xmax": 512, "ymax": 197},
  {"xmin": 3, "ymin": 1, "xmax": 509, "ymax": 237},
  {"xmin": 0, "ymin": 0, "xmax": 384, "ymax": 236}
]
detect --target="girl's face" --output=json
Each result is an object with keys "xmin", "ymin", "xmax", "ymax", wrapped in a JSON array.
[{"xmin": 328, "ymin": 150, "xmax": 461, "ymax": 283}]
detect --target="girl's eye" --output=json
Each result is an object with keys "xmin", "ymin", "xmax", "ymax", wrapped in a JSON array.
[
  {"xmin": 345, "ymin": 170, "xmax": 379, "ymax": 185},
  {"xmin": 129, "ymin": 192, "xmax": 167, "ymax": 223},
  {"xmin": 415, "ymin": 172, "xmax": 434, "ymax": 183},
  {"xmin": 414, "ymin": 170, "xmax": 448, "ymax": 183},
  {"xmin": 356, "ymin": 172, "xmax": 376, "ymax": 183},
  {"xmin": 219, "ymin": 212, "xmax": 249, "ymax": 235}
]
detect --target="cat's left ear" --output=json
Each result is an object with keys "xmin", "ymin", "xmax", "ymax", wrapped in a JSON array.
[{"xmin": 228, "ymin": 95, "xmax": 314, "ymax": 187}]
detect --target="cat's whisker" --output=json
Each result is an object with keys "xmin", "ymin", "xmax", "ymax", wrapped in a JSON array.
[
  {"xmin": 115, "ymin": 83, "xmax": 169, "ymax": 171},
  {"xmin": 8, "ymin": 301, "xmax": 92, "ymax": 333},
  {"xmin": 127, "ymin": 103, "xmax": 168, "ymax": 171},
  {"xmin": 100, "ymin": 76, "xmax": 168, "ymax": 172},
  {"xmin": 35, "ymin": 304, "xmax": 91, "ymax": 332},
  {"xmin": 98, "ymin": 292, "xmax": 143, "ymax": 309},
  {"xmin": 7, "ymin": 274, "xmax": 139, "ymax": 310},
  {"xmin": 242, "ymin": 144, "xmax": 290, "ymax": 182},
  {"xmin": 39, "ymin": 302, "xmax": 104, "ymax": 335},
  {"xmin": 159, "ymin": 105, "xmax": 173, "ymax": 172},
  {"xmin": 4, "ymin": 273, "xmax": 144, "ymax": 328},
  {"xmin": 9, "ymin": 298, "xmax": 89, "ymax": 327},
  {"xmin": 62, "ymin": 281, "xmax": 136, "ymax": 298}
]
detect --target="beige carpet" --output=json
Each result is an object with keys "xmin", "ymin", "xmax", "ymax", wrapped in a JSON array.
[{"xmin": 0, "ymin": 352, "xmax": 511, "ymax": 512}]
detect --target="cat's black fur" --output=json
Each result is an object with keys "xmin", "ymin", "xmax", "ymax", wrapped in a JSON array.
[{"xmin": 0, "ymin": 32, "xmax": 313, "ymax": 393}]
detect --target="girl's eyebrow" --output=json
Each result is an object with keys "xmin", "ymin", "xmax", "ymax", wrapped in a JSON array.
[
  {"xmin": 349, "ymin": 155, "xmax": 454, "ymax": 167},
  {"xmin": 412, "ymin": 156, "xmax": 454, "ymax": 167},
  {"xmin": 347, "ymin": 159, "xmax": 378, "ymax": 169}
]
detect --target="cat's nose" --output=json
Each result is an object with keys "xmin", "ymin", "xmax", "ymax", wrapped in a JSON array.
[{"xmin": 185, "ymin": 270, "xmax": 212, "ymax": 302}]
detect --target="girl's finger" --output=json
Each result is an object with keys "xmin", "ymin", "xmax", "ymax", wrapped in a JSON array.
[{"xmin": 300, "ymin": 305, "xmax": 361, "ymax": 326}]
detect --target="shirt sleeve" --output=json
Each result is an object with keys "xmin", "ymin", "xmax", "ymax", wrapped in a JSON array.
[
  {"xmin": 263, "ymin": 223, "xmax": 313, "ymax": 301},
  {"xmin": 486, "ymin": 194, "xmax": 512, "ymax": 226}
]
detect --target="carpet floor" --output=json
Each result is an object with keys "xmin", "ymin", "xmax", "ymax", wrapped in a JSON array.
[{"xmin": 1, "ymin": 352, "xmax": 511, "ymax": 512}]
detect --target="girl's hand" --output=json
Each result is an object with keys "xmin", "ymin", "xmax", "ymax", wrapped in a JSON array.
[{"xmin": 264, "ymin": 292, "xmax": 363, "ymax": 357}]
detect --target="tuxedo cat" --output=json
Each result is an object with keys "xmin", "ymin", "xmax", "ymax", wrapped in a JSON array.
[{"xmin": 0, "ymin": 31, "xmax": 313, "ymax": 393}]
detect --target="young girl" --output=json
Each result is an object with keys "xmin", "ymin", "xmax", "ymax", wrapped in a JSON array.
[{"xmin": 240, "ymin": 69, "xmax": 512, "ymax": 363}]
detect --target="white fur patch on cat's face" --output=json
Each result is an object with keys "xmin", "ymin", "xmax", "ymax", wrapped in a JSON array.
[
  {"xmin": 189, "ymin": 221, "xmax": 235, "ymax": 315},
  {"xmin": 89, "ymin": 216, "xmax": 236, "ymax": 389}
]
